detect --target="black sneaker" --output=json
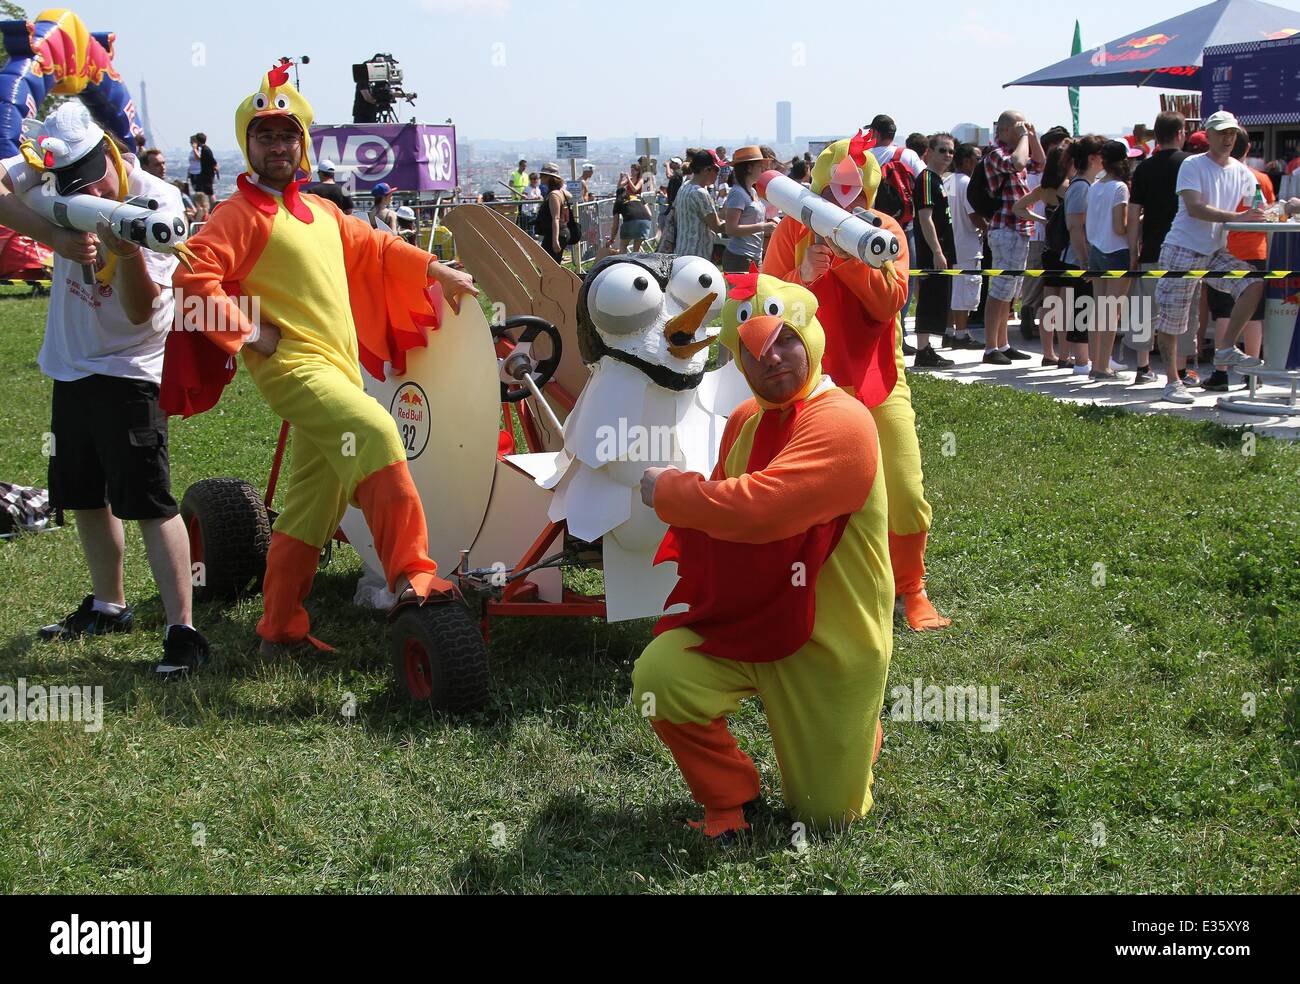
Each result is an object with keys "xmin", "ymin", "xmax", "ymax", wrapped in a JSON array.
[
  {"xmin": 944, "ymin": 333, "xmax": 983, "ymax": 350},
  {"xmin": 1132, "ymin": 366, "xmax": 1157, "ymax": 384},
  {"xmin": 901, "ymin": 338, "xmax": 917, "ymax": 356},
  {"xmin": 1201, "ymin": 369, "xmax": 1231, "ymax": 393},
  {"xmin": 914, "ymin": 346, "xmax": 955, "ymax": 369},
  {"xmin": 1018, "ymin": 320, "xmax": 1039, "ymax": 341},
  {"xmin": 154, "ymin": 625, "xmax": 211, "ymax": 677},
  {"xmin": 982, "ymin": 350, "xmax": 1012, "ymax": 366},
  {"xmin": 38, "ymin": 595, "xmax": 134, "ymax": 641},
  {"xmin": 1003, "ymin": 347, "xmax": 1032, "ymax": 361}
]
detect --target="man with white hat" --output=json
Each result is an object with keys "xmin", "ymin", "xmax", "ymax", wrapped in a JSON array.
[
  {"xmin": 304, "ymin": 157, "xmax": 352, "ymax": 214},
  {"xmin": 0, "ymin": 102, "xmax": 209, "ymax": 674},
  {"xmin": 1153, "ymin": 110, "xmax": 1300, "ymax": 404}
]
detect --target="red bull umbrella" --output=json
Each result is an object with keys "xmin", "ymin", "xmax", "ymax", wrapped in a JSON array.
[{"xmin": 1006, "ymin": 0, "xmax": 1300, "ymax": 90}]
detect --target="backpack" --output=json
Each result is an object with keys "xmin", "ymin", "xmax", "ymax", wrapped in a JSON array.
[
  {"xmin": 873, "ymin": 149, "xmax": 916, "ymax": 226},
  {"xmin": 967, "ymin": 154, "xmax": 1002, "ymax": 220}
]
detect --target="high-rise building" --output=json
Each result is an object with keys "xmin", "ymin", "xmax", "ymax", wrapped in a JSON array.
[{"xmin": 776, "ymin": 102, "xmax": 792, "ymax": 145}]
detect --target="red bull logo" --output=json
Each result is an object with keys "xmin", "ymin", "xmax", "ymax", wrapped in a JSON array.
[
  {"xmin": 27, "ymin": 10, "xmax": 121, "ymax": 94},
  {"xmin": 1093, "ymin": 32, "xmax": 1180, "ymax": 66},
  {"xmin": 1262, "ymin": 28, "xmax": 1299, "ymax": 40},
  {"xmin": 390, "ymin": 383, "xmax": 430, "ymax": 459},
  {"xmin": 1118, "ymin": 33, "xmax": 1177, "ymax": 50}
]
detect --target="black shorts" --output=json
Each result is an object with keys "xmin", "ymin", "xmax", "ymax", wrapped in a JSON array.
[
  {"xmin": 913, "ymin": 265, "xmax": 953, "ymax": 331},
  {"xmin": 49, "ymin": 375, "xmax": 178, "ymax": 521},
  {"xmin": 1207, "ymin": 259, "xmax": 1266, "ymax": 320}
]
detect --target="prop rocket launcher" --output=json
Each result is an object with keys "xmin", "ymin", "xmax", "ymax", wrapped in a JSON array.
[
  {"xmin": 17, "ymin": 99, "xmax": 196, "ymax": 274},
  {"xmin": 755, "ymin": 169, "xmax": 899, "ymax": 280},
  {"xmin": 22, "ymin": 189, "xmax": 196, "ymax": 270}
]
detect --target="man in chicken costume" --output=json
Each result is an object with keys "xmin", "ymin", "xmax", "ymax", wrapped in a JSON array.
[
  {"xmin": 763, "ymin": 134, "xmax": 949, "ymax": 631},
  {"xmin": 633, "ymin": 270, "xmax": 892, "ymax": 840},
  {"xmin": 162, "ymin": 61, "xmax": 477, "ymax": 653}
]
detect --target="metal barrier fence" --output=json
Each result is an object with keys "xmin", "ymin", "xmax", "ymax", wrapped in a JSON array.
[{"xmin": 408, "ymin": 192, "xmax": 672, "ymax": 269}]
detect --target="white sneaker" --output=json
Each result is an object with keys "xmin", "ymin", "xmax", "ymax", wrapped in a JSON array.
[
  {"xmin": 1214, "ymin": 347, "xmax": 1263, "ymax": 369},
  {"xmin": 1162, "ymin": 381, "xmax": 1195, "ymax": 405},
  {"xmin": 1108, "ymin": 358, "xmax": 1127, "ymax": 371},
  {"xmin": 1073, "ymin": 362, "xmax": 1092, "ymax": 375}
]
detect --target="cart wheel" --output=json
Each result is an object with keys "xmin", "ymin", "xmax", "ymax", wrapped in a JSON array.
[
  {"xmin": 390, "ymin": 602, "xmax": 490, "ymax": 713},
  {"xmin": 181, "ymin": 478, "xmax": 272, "ymax": 603}
]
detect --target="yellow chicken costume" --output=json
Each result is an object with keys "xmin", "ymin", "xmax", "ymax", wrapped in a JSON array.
[
  {"xmin": 632, "ymin": 271, "xmax": 893, "ymax": 838},
  {"xmin": 764, "ymin": 134, "xmax": 949, "ymax": 631},
  {"xmin": 161, "ymin": 61, "xmax": 453, "ymax": 648}
]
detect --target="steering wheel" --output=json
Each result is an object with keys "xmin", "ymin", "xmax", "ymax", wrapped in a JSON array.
[{"xmin": 490, "ymin": 316, "xmax": 564, "ymax": 403}]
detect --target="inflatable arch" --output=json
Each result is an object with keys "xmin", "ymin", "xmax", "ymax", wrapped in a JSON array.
[{"xmin": 0, "ymin": 7, "xmax": 143, "ymax": 160}]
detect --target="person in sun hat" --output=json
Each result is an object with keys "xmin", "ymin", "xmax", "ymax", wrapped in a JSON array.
[
  {"xmin": 160, "ymin": 59, "xmax": 479, "ymax": 656},
  {"xmin": 0, "ymin": 101, "xmax": 210, "ymax": 675},
  {"xmin": 633, "ymin": 269, "xmax": 891, "ymax": 841},
  {"xmin": 394, "ymin": 204, "xmax": 417, "ymax": 243},
  {"xmin": 535, "ymin": 160, "xmax": 576, "ymax": 262}
]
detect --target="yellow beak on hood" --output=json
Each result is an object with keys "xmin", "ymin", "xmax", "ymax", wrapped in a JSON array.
[{"xmin": 235, "ymin": 61, "xmax": 315, "ymax": 178}]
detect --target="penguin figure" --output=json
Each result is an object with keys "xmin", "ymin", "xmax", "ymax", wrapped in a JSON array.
[{"xmin": 542, "ymin": 253, "xmax": 750, "ymax": 622}]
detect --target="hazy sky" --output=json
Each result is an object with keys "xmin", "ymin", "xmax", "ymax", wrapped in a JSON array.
[{"xmin": 46, "ymin": 0, "xmax": 1300, "ymax": 150}]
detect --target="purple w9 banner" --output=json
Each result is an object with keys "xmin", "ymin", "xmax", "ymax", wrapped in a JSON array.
[{"xmin": 309, "ymin": 123, "xmax": 458, "ymax": 193}]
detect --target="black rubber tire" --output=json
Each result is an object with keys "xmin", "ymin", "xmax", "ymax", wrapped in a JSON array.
[
  {"xmin": 390, "ymin": 602, "xmax": 490, "ymax": 713},
  {"xmin": 181, "ymin": 478, "xmax": 272, "ymax": 603}
]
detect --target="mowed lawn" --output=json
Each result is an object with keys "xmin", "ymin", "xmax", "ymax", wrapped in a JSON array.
[{"xmin": 0, "ymin": 286, "xmax": 1297, "ymax": 894}]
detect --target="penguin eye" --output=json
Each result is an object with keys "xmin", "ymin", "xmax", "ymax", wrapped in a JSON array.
[
  {"xmin": 735, "ymin": 301, "xmax": 752, "ymax": 323},
  {"xmin": 590, "ymin": 262, "xmax": 663, "ymax": 331},
  {"xmin": 668, "ymin": 257, "xmax": 723, "ymax": 309},
  {"xmin": 763, "ymin": 296, "xmax": 785, "ymax": 318},
  {"xmin": 274, "ymin": 94, "xmax": 290, "ymax": 110},
  {"xmin": 252, "ymin": 93, "xmax": 269, "ymax": 110}
]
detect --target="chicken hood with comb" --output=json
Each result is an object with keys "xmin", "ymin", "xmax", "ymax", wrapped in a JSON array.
[{"xmin": 235, "ymin": 58, "xmax": 314, "ymax": 178}]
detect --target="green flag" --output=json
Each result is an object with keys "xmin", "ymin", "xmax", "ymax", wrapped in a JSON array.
[{"xmin": 1069, "ymin": 20, "xmax": 1082, "ymax": 136}]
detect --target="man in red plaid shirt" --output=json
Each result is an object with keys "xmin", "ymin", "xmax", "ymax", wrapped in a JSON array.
[{"xmin": 981, "ymin": 111, "xmax": 1044, "ymax": 365}]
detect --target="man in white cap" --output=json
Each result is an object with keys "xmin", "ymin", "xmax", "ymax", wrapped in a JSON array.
[
  {"xmin": 1153, "ymin": 110, "xmax": 1300, "ymax": 404},
  {"xmin": 304, "ymin": 157, "xmax": 352, "ymax": 214},
  {"xmin": 0, "ymin": 103, "xmax": 209, "ymax": 674}
]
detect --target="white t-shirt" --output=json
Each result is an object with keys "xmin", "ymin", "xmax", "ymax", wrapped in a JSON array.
[
  {"xmin": 1165, "ymin": 153, "xmax": 1258, "ymax": 255},
  {"xmin": 1, "ymin": 154, "xmax": 180, "ymax": 384},
  {"xmin": 944, "ymin": 171, "xmax": 982, "ymax": 259},
  {"xmin": 1085, "ymin": 177, "xmax": 1131, "ymax": 255}
]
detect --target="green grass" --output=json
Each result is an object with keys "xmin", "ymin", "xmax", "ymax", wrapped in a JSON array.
[{"xmin": 1, "ymin": 290, "xmax": 1297, "ymax": 894}]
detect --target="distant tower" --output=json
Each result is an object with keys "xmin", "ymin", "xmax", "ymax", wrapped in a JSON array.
[
  {"xmin": 137, "ymin": 79, "xmax": 155, "ymax": 147},
  {"xmin": 776, "ymin": 101, "xmax": 792, "ymax": 145}
]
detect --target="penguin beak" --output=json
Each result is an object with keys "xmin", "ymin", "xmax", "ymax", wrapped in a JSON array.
[
  {"xmin": 664, "ymin": 291, "xmax": 719, "ymax": 360},
  {"xmin": 174, "ymin": 241, "xmax": 196, "ymax": 273}
]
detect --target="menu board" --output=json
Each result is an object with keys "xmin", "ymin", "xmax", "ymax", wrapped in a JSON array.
[{"xmin": 1203, "ymin": 37, "xmax": 1300, "ymax": 125}]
